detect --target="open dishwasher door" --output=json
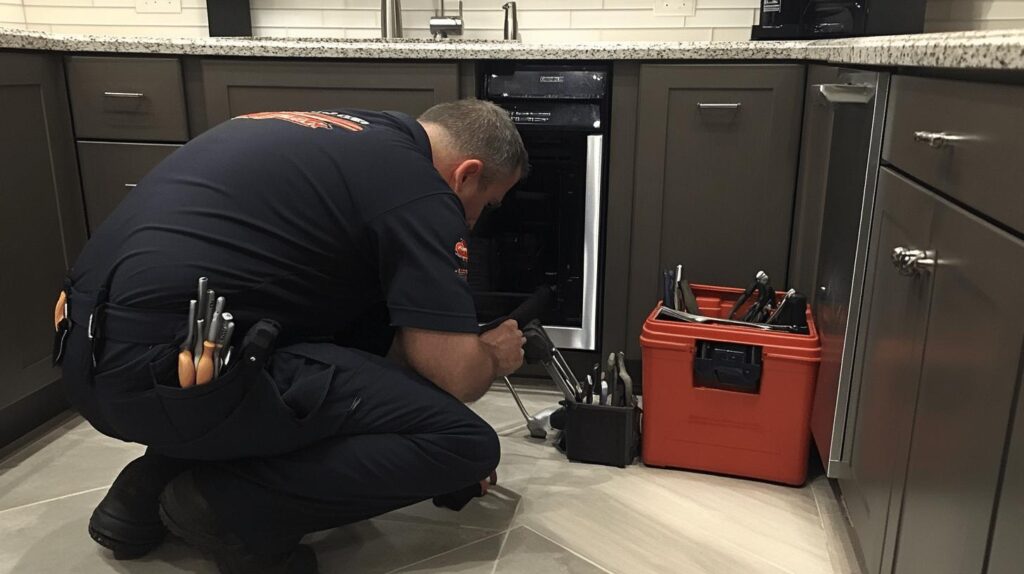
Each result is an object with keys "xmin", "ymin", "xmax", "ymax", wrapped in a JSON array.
[{"xmin": 805, "ymin": 69, "xmax": 891, "ymax": 479}]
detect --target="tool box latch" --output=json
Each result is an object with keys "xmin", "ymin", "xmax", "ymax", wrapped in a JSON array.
[{"xmin": 693, "ymin": 340, "xmax": 763, "ymax": 394}]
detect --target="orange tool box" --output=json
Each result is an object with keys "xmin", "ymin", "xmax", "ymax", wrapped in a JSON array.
[{"xmin": 639, "ymin": 284, "xmax": 821, "ymax": 486}]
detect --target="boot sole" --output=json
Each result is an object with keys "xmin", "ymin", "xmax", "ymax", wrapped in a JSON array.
[{"xmin": 88, "ymin": 505, "xmax": 165, "ymax": 560}]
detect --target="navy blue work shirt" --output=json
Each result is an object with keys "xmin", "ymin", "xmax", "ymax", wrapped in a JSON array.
[{"xmin": 69, "ymin": 109, "xmax": 479, "ymax": 350}]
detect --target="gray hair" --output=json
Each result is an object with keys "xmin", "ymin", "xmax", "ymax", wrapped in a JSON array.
[{"xmin": 419, "ymin": 99, "xmax": 528, "ymax": 184}]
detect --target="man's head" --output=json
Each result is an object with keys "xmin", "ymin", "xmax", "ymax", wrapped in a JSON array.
[{"xmin": 418, "ymin": 100, "xmax": 528, "ymax": 228}]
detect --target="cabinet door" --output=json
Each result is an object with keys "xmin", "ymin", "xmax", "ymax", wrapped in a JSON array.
[
  {"xmin": 0, "ymin": 53, "xmax": 86, "ymax": 439},
  {"xmin": 626, "ymin": 64, "xmax": 804, "ymax": 359},
  {"xmin": 988, "ymin": 379, "xmax": 1024, "ymax": 574},
  {"xmin": 78, "ymin": 141, "xmax": 180, "ymax": 232},
  {"xmin": 199, "ymin": 60, "xmax": 460, "ymax": 130},
  {"xmin": 892, "ymin": 189, "xmax": 1024, "ymax": 574},
  {"xmin": 840, "ymin": 168, "xmax": 935, "ymax": 574}
]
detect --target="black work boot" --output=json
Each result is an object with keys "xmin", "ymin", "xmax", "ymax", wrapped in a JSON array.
[
  {"xmin": 89, "ymin": 453, "xmax": 192, "ymax": 559},
  {"xmin": 158, "ymin": 471, "xmax": 319, "ymax": 574}
]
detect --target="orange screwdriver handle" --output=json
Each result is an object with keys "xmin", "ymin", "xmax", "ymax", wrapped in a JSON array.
[
  {"xmin": 196, "ymin": 341, "xmax": 217, "ymax": 385},
  {"xmin": 178, "ymin": 350, "xmax": 196, "ymax": 388}
]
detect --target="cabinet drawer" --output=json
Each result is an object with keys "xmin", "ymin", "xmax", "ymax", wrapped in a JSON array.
[
  {"xmin": 78, "ymin": 141, "xmax": 180, "ymax": 232},
  {"xmin": 883, "ymin": 75, "xmax": 1024, "ymax": 234},
  {"xmin": 66, "ymin": 57, "xmax": 188, "ymax": 142}
]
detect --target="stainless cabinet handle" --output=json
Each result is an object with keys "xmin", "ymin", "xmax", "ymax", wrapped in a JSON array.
[
  {"xmin": 124, "ymin": 184, "xmax": 137, "ymax": 189},
  {"xmin": 697, "ymin": 103, "xmax": 741, "ymax": 110},
  {"xmin": 816, "ymin": 83, "xmax": 875, "ymax": 104},
  {"xmin": 913, "ymin": 131, "xmax": 967, "ymax": 149},
  {"xmin": 891, "ymin": 247, "xmax": 936, "ymax": 276},
  {"xmin": 103, "ymin": 91, "xmax": 145, "ymax": 99}
]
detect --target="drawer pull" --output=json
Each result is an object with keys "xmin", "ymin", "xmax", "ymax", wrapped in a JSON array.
[
  {"xmin": 103, "ymin": 91, "xmax": 145, "ymax": 99},
  {"xmin": 913, "ymin": 131, "xmax": 967, "ymax": 149},
  {"xmin": 124, "ymin": 183, "xmax": 137, "ymax": 189},
  {"xmin": 891, "ymin": 247, "xmax": 936, "ymax": 276},
  {"xmin": 697, "ymin": 103, "xmax": 741, "ymax": 110},
  {"xmin": 817, "ymin": 83, "xmax": 875, "ymax": 105}
]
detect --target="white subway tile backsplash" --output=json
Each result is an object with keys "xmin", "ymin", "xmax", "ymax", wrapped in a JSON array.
[
  {"xmin": 251, "ymin": 8, "xmax": 325, "ymax": 27},
  {"xmin": 696, "ymin": 0, "xmax": 760, "ymax": 8},
  {"xmin": 7, "ymin": 0, "xmax": 1021, "ymax": 42},
  {"xmin": 517, "ymin": 28, "xmax": 601, "ymax": 41},
  {"xmin": 571, "ymin": 9, "xmax": 683, "ymax": 28},
  {"xmin": 321, "ymin": 9, "xmax": 381, "ymax": 28},
  {"xmin": 0, "ymin": 4, "xmax": 23, "ymax": 22},
  {"xmin": 600, "ymin": 27, "xmax": 713, "ymax": 40},
  {"xmin": 685, "ymin": 8, "xmax": 754, "ymax": 27},
  {"xmin": 24, "ymin": 6, "xmax": 208, "ymax": 26},
  {"xmin": 48, "ymin": 24, "xmax": 209, "ymax": 37},
  {"xmin": 285, "ymin": 26, "xmax": 347, "ymax": 37},
  {"xmin": 711, "ymin": 26, "xmax": 752, "ymax": 40},
  {"xmin": 24, "ymin": 0, "xmax": 93, "ymax": 6}
]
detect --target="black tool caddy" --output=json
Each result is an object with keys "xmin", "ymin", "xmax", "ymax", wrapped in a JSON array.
[
  {"xmin": 563, "ymin": 401, "xmax": 640, "ymax": 468},
  {"xmin": 520, "ymin": 321, "xmax": 642, "ymax": 468}
]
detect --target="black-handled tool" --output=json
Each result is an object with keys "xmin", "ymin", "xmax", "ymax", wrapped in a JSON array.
[
  {"xmin": 479, "ymin": 285, "xmax": 555, "ymax": 333},
  {"xmin": 729, "ymin": 270, "xmax": 770, "ymax": 321},
  {"xmin": 677, "ymin": 266, "xmax": 700, "ymax": 316}
]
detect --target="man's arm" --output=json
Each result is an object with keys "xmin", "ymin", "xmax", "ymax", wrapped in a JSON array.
[{"xmin": 399, "ymin": 320, "xmax": 524, "ymax": 403}]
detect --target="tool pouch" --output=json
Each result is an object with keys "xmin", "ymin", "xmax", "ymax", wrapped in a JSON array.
[{"xmin": 149, "ymin": 319, "xmax": 282, "ymax": 451}]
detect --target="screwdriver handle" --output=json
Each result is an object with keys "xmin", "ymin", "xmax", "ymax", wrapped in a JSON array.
[
  {"xmin": 178, "ymin": 350, "xmax": 196, "ymax": 388},
  {"xmin": 196, "ymin": 341, "xmax": 217, "ymax": 385}
]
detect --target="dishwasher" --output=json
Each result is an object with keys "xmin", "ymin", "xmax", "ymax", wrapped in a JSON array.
[{"xmin": 805, "ymin": 69, "xmax": 891, "ymax": 479}]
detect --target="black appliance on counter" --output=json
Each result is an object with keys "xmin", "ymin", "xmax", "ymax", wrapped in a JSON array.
[
  {"xmin": 751, "ymin": 0, "xmax": 927, "ymax": 40},
  {"xmin": 475, "ymin": 63, "xmax": 610, "ymax": 357}
]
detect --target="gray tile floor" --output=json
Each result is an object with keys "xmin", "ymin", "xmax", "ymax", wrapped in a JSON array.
[{"xmin": 0, "ymin": 385, "xmax": 862, "ymax": 574}]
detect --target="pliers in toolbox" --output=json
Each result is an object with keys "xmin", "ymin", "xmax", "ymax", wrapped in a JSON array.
[{"xmin": 727, "ymin": 270, "xmax": 774, "ymax": 322}]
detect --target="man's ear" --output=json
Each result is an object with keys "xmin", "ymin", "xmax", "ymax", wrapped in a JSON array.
[{"xmin": 454, "ymin": 159, "xmax": 484, "ymax": 186}]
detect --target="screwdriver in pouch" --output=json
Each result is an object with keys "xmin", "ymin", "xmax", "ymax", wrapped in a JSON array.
[
  {"xmin": 214, "ymin": 314, "xmax": 234, "ymax": 379},
  {"xmin": 196, "ymin": 310, "xmax": 223, "ymax": 386},
  {"xmin": 178, "ymin": 300, "xmax": 198, "ymax": 388}
]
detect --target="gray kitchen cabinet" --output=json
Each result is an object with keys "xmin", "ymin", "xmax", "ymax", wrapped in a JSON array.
[
  {"xmin": 77, "ymin": 141, "xmax": 180, "ymax": 232},
  {"xmin": 840, "ymin": 167, "xmax": 936, "ymax": 574},
  {"xmin": 988, "ymin": 381, "xmax": 1024, "ymax": 574},
  {"xmin": 198, "ymin": 60, "xmax": 460, "ymax": 131},
  {"xmin": 841, "ymin": 167, "xmax": 1024, "ymax": 574},
  {"xmin": 891, "ymin": 180, "xmax": 1024, "ymax": 574},
  {"xmin": 0, "ymin": 52, "xmax": 86, "ymax": 447},
  {"xmin": 624, "ymin": 64, "xmax": 804, "ymax": 360},
  {"xmin": 788, "ymin": 64, "xmax": 840, "ymax": 297}
]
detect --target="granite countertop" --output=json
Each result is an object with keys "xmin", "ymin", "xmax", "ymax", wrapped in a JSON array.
[{"xmin": 2, "ymin": 26, "xmax": 1024, "ymax": 70}]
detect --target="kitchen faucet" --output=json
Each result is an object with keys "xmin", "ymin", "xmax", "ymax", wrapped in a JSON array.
[
  {"xmin": 430, "ymin": 1, "xmax": 464, "ymax": 39},
  {"xmin": 380, "ymin": 0, "xmax": 403, "ymax": 39}
]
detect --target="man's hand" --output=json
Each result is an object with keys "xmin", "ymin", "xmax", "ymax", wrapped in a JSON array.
[
  {"xmin": 480, "ymin": 470, "xmax": 498, "ymax": 496},
  {"xmin": 479, "ymin": 319, "xmax": 525, "ymax": 377}
]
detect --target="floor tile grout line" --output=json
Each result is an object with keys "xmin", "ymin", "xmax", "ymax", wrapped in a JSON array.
[
  {"xmin": 489, "ymin": 525, "xmax": 515, "ymax": 574},
  {"xmin": 0, "ymin": 485, "xmax": 109, "ymax": 516},
  {"xmin": 370, "ymin": 514, "xmax": 506, "ymax": 534},
  {"xmin": 522, "ymin": 526, "xmax": 619, "ymax": 574},
  {"xmin": 383, "ymin": 529, "xmax": 509, "ymax": 574}
]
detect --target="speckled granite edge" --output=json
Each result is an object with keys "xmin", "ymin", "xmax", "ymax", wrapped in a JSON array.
[{"xmin": 2, "ymin": 26, "xmax": 1024, "ymax": 70}]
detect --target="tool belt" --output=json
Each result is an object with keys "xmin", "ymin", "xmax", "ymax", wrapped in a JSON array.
[{"xmin": 54, "ymin": 277, "xmax": 187, "ymax": 369}]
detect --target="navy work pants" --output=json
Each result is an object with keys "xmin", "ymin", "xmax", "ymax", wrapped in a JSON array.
[{"xmin": 61, "ymin": 326, "xmax": 500, "ymax": 554}]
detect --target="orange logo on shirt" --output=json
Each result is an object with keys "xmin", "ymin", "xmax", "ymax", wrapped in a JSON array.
[
  {"xmin": 455, "ymin": 239, "xmax": 469, "ymax": 279},
  {"xmin": 455, "ymin": 240, "xmax": 469, "ymax": 263},
  {"xmin": 236, "ymin": 111, "xmax": 365, "ymax": 132}
]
